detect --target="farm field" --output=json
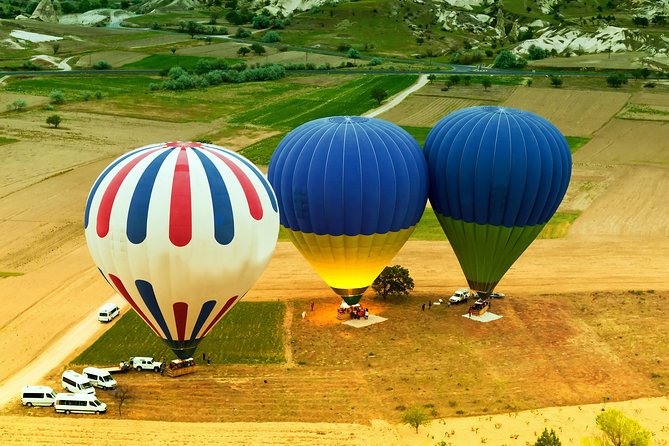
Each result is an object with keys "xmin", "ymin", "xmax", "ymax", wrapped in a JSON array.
[{"xmin": 2, "ymin": 57, "xmax": 669, "ymax": 445}]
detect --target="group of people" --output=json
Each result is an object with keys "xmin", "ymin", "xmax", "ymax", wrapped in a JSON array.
[{"xmin": 337, "ymin": 305, "xmax": 369, "ymax": 320}]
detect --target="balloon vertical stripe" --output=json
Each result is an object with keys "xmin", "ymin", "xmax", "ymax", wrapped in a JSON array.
[
  {"xmin": 220, "ymin": 149, "xmax": 278, "ymax": 213},
  {"xmin": 173, "ymin": 302, "xmax": 188, "ymax": 341},
  {"xmin": 96, "ymin": 149, "xmax": 159, "ymax": 238},
  {"xmin": 192, "ymin": 149, "xmax": 234, "ymax": 245},
  {"xmin": 85, "ymin": 145, "xmax": 159, "ymax": 229},
  {"xmin": 136, "ymin": 280, "xmax": 173, "ymax": 341},
  {"xmin": 201, "ymin": 296, "xmax": 237, "ymax": 337},
  {"xmin": 126, "ymin": 150, "xmax": 172, "ymax": 244},
  {"xmin": 190, "ymin": 300, "xmax": 217, "ymax": 341},
  {"xmin": 108, "ymin": 274, "xmax": 161, "ymax": 336},
  {"xmin": 204, "ymin": 148, "xmax": 263, "ymax": 221},
  {"xmin": 169, "ymin": 148, "xmax": 193, "ymax": 247}
]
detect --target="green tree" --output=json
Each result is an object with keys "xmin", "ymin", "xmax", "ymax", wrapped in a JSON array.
[
  {"xmin": 527, "ymin": 44, "xmax": 549, "ymax": 60},
  {"xmin": 93, "ymin": 60, "xmax": 111, "ymax": 70},
  {"xmin": 534, "ymin": 428, "xmax": 561, "ymax": 446},
  {"xmin": 370, "ymin": 87, "xmax": 388, "ymax": 105},
  {"xmin": 589, "ymin": 409, "xmax": 651, "ymax": 446},
  {"xmin": 235, "ymin": 27, "xmax": 251, "ymax": 38},
  {"xmin": 493, "ymin": 50, "xmax": 527, "ymax": 69},
  {"xmin": 427, "ymin": 74, "xmax": 437, "ymax": 83},
  {"xmin": 347, "ymin": 48, "xmax": 360, "ymax": 59},
  {"xmin": 185, "ymin": 21, "xmax": 205, "ymax": 38},
  {"xmin": 49, "ymin": 90, "xmax": 65, "ymax": 105},
  {"xmin": 372, "ymin": 265, "xmax": 414, "ymax": 299},
  {"xmin": 46, "ymin": 114, "xmax": 62, "ymax": 128},
  {"xmin": 482, "ymin": 78, "xmax": 492, "ymax": 90},
  {"xmin": 606, "ymin": 73, "xmax": 627, "ymax": 88},
  {"xmin": 262, "ymin": 31, "xmax": 281, "ymax": 43},
  {"xmin": 549, "ymin": 75, "xmax": 563, "ymax": 88},
  {"xmin": 402, "ymin": 406, "xmax": 429, "ymax": 433},
  {"xmin": 7, "ymin": 99, "xmax": 27, "ymax": 112},
  {"xmin": 52, "ymin": 42, "xmax": 60, "ymax": 55},
  {"xmin": 237, "ymin": 46, "xmax": 251, "ymax": 57},
  {"xmin": 250, "ymin": 43, "xmax": 266, "ymax": 56}
]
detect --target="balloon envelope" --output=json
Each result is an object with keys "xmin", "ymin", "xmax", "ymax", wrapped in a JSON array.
[
  {"xmin": 424, "ymin": 106, "xmax": 572, "ymax": 293},
  {"xmin": 85, "ymin": 142, "xmax": 279, "ymax": 359},
  {"xmin": 268, "ymin": 116, "xmax": 429, "ymax": 304}
]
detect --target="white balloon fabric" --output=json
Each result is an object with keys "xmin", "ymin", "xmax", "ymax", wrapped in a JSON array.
[{"xmin": 84, "ymin": 142, "xmax": 279, "ymax": 359}]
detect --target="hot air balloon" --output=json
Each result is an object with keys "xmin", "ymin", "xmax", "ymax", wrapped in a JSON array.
[
  {"xmin": 84, "ymin": 141, "xmax": 279, "ymax": 359},
  {"xmin": 424, "ymin": 106, "xmax": 572, "ymax": 296},
  {"xmin": 268, "ymin": 116, "xmax": 429, "ymax": 305}
]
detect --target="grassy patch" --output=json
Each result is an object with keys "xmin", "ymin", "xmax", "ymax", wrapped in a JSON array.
[
  {"xmin": 401, "ymin": 126, "xmax": 431, "ymax": 147},
  {"xmin": 565, "ymin": 136, "xmax": 590, "ymax": 154},
  {"xmin": 0, "ymin": 137, "xmax": 19, "ymax": 146},
  {"xmin": 121, "ymin": 54, "xmax": 240, "ymax": 71},
  {"xmin": 538, "ymin": 211, "xmax": 581, "ymax": 239},
  {"xmin": 410, "ymin": 208, "xmax": 445, "ymax": 240},
  {"xmin": 0, "ymin": 271, "xmax": 24, "ymax": 278},
  {"xmin": 3, "ymin": 76, "xmax": 156, "ymax": 100},
  {"xmin": 231, "ymin": 75, "xmax": 417, "ymax": 129},
  {"xmin": 239, "ymin": 133, "xmax": 287, "ymax": 165},
  {"xmin": 72, "ymin": 301, "xmax": 285, "ymax": 365}
]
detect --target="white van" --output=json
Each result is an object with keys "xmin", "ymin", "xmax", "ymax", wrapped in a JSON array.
[
  {"xmin": 83, "ymin": 367, "xmax": 117, "ymax": 390},
  {"xmin": 61, "ymin": 370, "xmax": 95, "ymax": 394},
  {"xmin": 130, "ymin": 356, "xmax": 162, "ymax": 372},
  {"xmin": 98, "ymin": 303, "xmax": 120, "ymax": 322},
  {"xmin": 21, "ymin": 385, "xmax": 56, "ymax": 407},
  {"xmin": 54, "ymin": 393, "xmax": 106, "ymax": 415}
]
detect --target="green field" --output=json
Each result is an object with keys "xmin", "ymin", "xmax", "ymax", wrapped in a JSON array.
[
  {"xmin": 239, "ymin": 133, "xmax": 287, "ymax": 165},
  {"xmin": 121, "ymin": 54, "xmax": 241, "ymax": 71},
  {"xmin": 538, "ymin": 211, "xmax": 581, "ymax": 239},
  {"xmin": 565, "ymin": 136, "xmax": 590, "ymax": 153},
  {"xmin": 401, "ymin": 126, "xmax": 431, "ymax": 146},
  {"xmin": 3, "ymin": 76, "xmax": 156, "ymax": 99},
  {"xmin": 0, "ymin": 137, "xmax": 19, "ymax": 146},
  {"xmin": 232, "ymin": 74, "xmax": 417, "ymax": 129},
  {"xmin": 0, "ymin": 271, "xmax": 24, "ymax": 278},
  {"xmin": 72, "ymin": 301, "xmax": 285, "ymax": 365}
]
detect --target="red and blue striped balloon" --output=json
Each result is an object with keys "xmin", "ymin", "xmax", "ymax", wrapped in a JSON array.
[{"xmin": 85, "ymin": 142, "xmax": 279, "ymax": 359}]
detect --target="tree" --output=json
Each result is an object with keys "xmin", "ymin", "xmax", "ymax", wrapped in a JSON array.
[
  {"xmin": 209, "ymin": 9, "xmax": 220, "ymax": 24},
  {"xmin": 527, "ymin": 44, "xmax": 549, "ymax": 60},
  {"xmin": 526, "ymin": 79, "xmax": 533, "ymax": 87},
  {"xmin": 235, "ymin": 27, "xmax": 251, "ymax": 38},
  {"xmin": 7, "ymin": 99, "xmax": 27, "ymax": 112},
  {"xmin": 185, "ymin": 21, "xmax": 205, "ymax": 38},
  {"xmin": 370, "ymin": 87, "xmax": 388, "ymax": 106},
  {"xmin": 49, "ymin": 90, "xmax": 65, "ymax": 104},
  {"xmin": 372, "ymin": 265, "xmax": 414, "ymax": 299},
  {"xmin": 549, "ymin": 75, "xmax": 563, "ymax": 88},
  {"xmin": 534, "ymin": 428, "xmax": 562, "ymax": 446},
  {"xmin": 46, "ymin": 114, "xmax": 62, "ymax": 128},
  {"xmin": 606, "ymin": 73, "xmax": 627, "ymax": 88},
  {"xmin": 427, "ymin": 74, "xmax": 437, "ymax": 83},
  {"xmin": 237, "ymin": 46, "xmax": 251, "ymax": 57},
  {"xmin": 402, "ymin": 406, "xmax": 429, "ymax": 433},
  {"xmin": 250, "ymin": 43, "xmax": 266, "ymax": 56},
  {"xmin": 262, "ymin": 31, "xmax": 281, "ymax": 43},
  {"xmin": 93, "ymin": 60, "xmax": 111, "ymax": 70},
  {"xmin": 116, "ymin": 384, "xmax": 130, "ymax": 416},
  {"xmin": 584, "ymin": 409, "xmax": 651, "ymax": 446},
  {"xmin": 52, "ymin": 42, "xmax": 60, "ymax": 55},
  {"xmin": 482, "ymin": 78, "xmax": 492, "ymax": 90},
  {"xmin": 493, "ymin": 50, "xmax": 527, "ymax": 69},
  {"xmin": 347, "ymin": 48, "xmax": 360, "ymax": 59}
]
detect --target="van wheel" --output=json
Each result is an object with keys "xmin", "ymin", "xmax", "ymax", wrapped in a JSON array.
[
  {"xmin": 136, "ymin": 366, "xmax": 142, "ymax": 371},
  {"xmin": 96, "ymin": 411, "xmax": 101, "ymax": 415},
  {"xmin": 65, "ymin": 410, "xmax": 71, "ymax": 415},
  {"xmin": 154, "ymin": 367, "xmax": 160, "ymax": 372},
  {"xmin": 26, "ymin": 402, "xmax": 33, "ymax": 407}
]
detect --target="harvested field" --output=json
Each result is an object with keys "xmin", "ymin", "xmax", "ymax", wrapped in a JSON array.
[
  {"xmin": 73, "ymin": 50, "xmax": 148, "ymax": 68},
  {"xmin": 502, "ymin": 87, "xmax": 630, "ymax": 136},
  {"xmin": 378, "ymin": 96, "xmax": 483, "ymax": 127},
  {"xmin": 527, "ymin": 51, "xmax": 648, "ymax": 70}
]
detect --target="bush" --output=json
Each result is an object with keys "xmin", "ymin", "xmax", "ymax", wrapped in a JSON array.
[
  {"xmin": 93, "ymin": 60, "xmax": 112, "ymax": 70},
  {"xmin": 49, "ymin": 90, "xmax": 65, "ymax": 105},
  {"xmin": 94, "ymin": 90, "xmax": 103, "ymax": 99},
  {"xmin": 82, "ymin": 91, "xmax": 92, "ymax": 101},
  {"xmin": 606, "ymin": 73, "xmax": 627, "ymax": 88},
  {"xmin": 493, "ymin": 50, "xmax": 527, "ymax": 69},
  {"xmin": 235, "ymin": 27, "xmax": 251, "ymax": 38},
  {"xmin": 46, "ymin": 114, "xmax": 62, "ymax": 128},
  {"xmin": 368, "ymin": 57, "xmax": 382, "ymax": 66},
  {"xmin": 7, "ymin": 99, "xmax": 27, "ymax": 111},
  {"xmin": 261, "ymin": 31, "xmax": 281, "ymax": 43},
  {"xmin": 527, "ymin": 44, "xmax": 549, "ymax": 60},
  {"xmin": 534, "ymin": 428, "xmax": 561, "ymax": 446}
]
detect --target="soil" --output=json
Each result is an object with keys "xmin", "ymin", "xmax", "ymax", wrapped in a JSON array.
[{"xmin": 1, "ymin": 77, "xmax": 669, "ymax": 444}]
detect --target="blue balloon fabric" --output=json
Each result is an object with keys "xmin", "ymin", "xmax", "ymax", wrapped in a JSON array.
[
  {"xmin": 269, "ymin": 116, "xmax": 429, "ymax": 236},
  {"xmin": 424, "ymin": 106, "xmax": 572, "ymax": 228}
]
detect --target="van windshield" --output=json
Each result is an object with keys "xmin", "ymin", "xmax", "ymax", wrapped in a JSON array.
[
  {"xmin": 101, "ymin": 375, "xmax": 111, "ymax": 382},
  {"xmin": 92, "ymin": 400, "xmax": 101, "ymax": 406},
  {"xmin": 81, "ymin": 382, "xmax": 92, "ymax": 389}
]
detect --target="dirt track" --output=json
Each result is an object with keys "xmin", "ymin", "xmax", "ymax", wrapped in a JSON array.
[{"xmin": 2, "ymin": 78, "xmax": 669, "ymax": 444}]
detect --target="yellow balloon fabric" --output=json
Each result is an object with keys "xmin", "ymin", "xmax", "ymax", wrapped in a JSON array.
[{"xmin": 286, "ymin": 226, "xmax": 416, "ymax": 296}]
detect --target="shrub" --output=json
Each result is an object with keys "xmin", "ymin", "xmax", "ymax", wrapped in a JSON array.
[
  {"xmin": 493, "ymin": 50, "xmax": 527, "ymax": 69},
  {"xmin": 94, "ymin": 90, "xmax": 103, "ymax": 99},
  {"xmin": 368, "ymin": 57, "xmax": 382, "ymax": 66},
  {"xmin": 46, "ymin": 114, "xmax": 62, "ymax": 128},
  {"xmin": 49, "ymin": 90, "xmax": 65, "ymax": 105},
  {"xmin": 235, "ymin": 27, "xmax": 251, "ymax": 38},
  {"xmin": 261, "ymin": 31, "xmax": 281, "ymax": 43},
  {"xmin": 7, "ymin": 99, "xmax": 27, "ymax": 111},
  {"xmin": 93, "ymin": 60, "xmax": 111, "ymax": 70}
]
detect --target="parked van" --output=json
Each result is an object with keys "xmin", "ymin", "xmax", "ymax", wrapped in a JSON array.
[
  {"xmin": 130, "ymin": 356, "xmax": 163, "ymax": 372},
  {"xmin": 98, "ymin": 303, "xmax": 120, "ymax": 322},
  {"xmin": 21, "ymin": 385, "xmax": 56, "ymax": 407},
  {"xmin": 61, "ymin": 370, "xmax": 95, "ymax": 394},
  {"xmin": 54, "ymin": 393, "xmax": 106, "ymax": 415},
  {"xmin": 83, "ymin": 367, "xmax": 117, "ymax": 390}
]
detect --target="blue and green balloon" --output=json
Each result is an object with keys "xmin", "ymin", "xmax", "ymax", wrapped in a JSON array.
[
  {"xmin": 268, "ymin": 116, "xmax": 429, "ymax": 305},
  {"xmin": 424, "ymin": 106, "xmax": 572, "ymax": 295}
]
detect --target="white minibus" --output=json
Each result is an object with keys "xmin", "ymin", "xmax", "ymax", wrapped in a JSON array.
[
  {"xmin": 61, "ymin": 370, "xmax": 95, "ymax": 394},
  {"xmin": 98, "ymin": 303, "xmax": 120, "ymax": 322},
  {"xmin": 83, "ymin": 367, "xmax": 117, "ymax": 390},
  {"xmin": 21, "ymin": 386, "xmax": 56, "ymax": 407},
  {"xmin": 54, "ymin": 393, "xmax": 106, "ymax": 414}
]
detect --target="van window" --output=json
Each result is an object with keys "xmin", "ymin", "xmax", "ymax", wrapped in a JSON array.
[{"xmin": 23, "ymin": 392, "xmax": 44, "ymax": 398}]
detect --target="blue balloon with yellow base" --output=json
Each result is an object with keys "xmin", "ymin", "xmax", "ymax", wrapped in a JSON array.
[
  {"xmin": 268, "ymin": 116, "xmax": 429, "ymax": 305},
  {"xmin": 424, "ymin": 106, "xmax": 572, "ymax": 295}
]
